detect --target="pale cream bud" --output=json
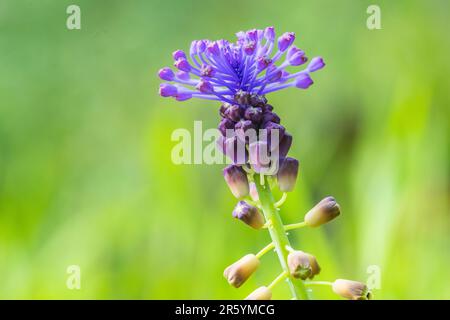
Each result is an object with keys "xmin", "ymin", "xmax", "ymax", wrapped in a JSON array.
[
  {"xmin": 332, "ymin": 279, "xmax": 372, "ymax": 300},
  {"xmin": 223, "ymin": 254, "xmax": 260, "ymax": 288},
  {"xmin": 304, "ymin": 196, "xmax": 340, "ymax": 227},
  {"xmin": 245, "ymin": 286, "xmax": 272, "ymax": 300}
]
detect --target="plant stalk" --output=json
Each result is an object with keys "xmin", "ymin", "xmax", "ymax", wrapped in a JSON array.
[{"xmin": 254, "ymin": 174, "xmax": 309, "ymax": 300}]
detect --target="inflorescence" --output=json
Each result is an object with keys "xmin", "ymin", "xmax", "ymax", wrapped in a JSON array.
[{"xmin": 158, "ymin": 26, "xmax": 371, "ymax": 300}]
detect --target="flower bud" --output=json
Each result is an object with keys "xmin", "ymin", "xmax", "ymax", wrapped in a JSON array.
[
  {"xmin": 158, "ymin": 67, "xmax": 175, "ymax": 81},
  {"xmin": 308, "ymin": 57, "xmax": 325, "ymax": 72},
  {"xmin": 233, "ymin": 201, "xmax": 265, "ymax": 229},
  {"xmin": 295, "ymin": 73, "xmax": 313, "ymax": 89},
  {"xmin": 278, "ymin": 32, "xmax": 295, "ymax": 52},
  {"xmin": 249, "ymin": 141, "xmax": 271, "ymax": 173},
  {"xmin": 249, "ymin": 182, "xmax": 259, "ymax": 202},
  {"xmin": 174, "ymin": 58, "xmax": 191, "ymax": 72},
  {"xmin": 307, "ymin": 253, "xmax": 321, "ymax": 279},
  {"xmin": 159, "ymin": 83, "xmax": 177, "ymax": 97},
  {"xmin": 196, "ymin": 79, "xmax": 214, "ymax": 93},
  {"xmin": 245, "ymin": 286, "xmax": 272, "ymax": 300},
  {"xmin": 224, "ymin": 254, "xmax": 260, "ymax": 288},
  {"xmin": 223, "ymin": 165, "xmax": 249, "ymax": 198},
  {"xmin": 264, "ymin": 26, "xmax": 275, "ymax": 41},
  {"xmin": 172, "ymin": 50, "xmax": 186, "ymax": 61},
  {"xmin": 332, "ymin": 279, "xmax": 372, "ymax": 300},
  {"xmin": 277, "ymin": 132, "xmax": 293, "ymax": 159},
  {"xmin": 304, "ymin": 196, "xmax": 340, "ymax": 227},
  {"xmin": 277, "ymin": 157, "xmax": 299, "ymax": 192},
  {"xmin": 287, "ymin": 250, "xmax": 312, "ymax": 280}
]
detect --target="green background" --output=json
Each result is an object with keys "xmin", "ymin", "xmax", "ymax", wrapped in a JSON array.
[{"xmin": 0, "ymin": 0, "xmax": 448, "ymax": 299}]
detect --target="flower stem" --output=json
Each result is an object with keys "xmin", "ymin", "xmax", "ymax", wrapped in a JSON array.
[
  {"xmin": 284, "ymin": 221, "xmax": 307, "ymax": 231},
  {"xmin": 268, "ymin": 271, "xmax": 288, "ymax": 290},
  {"xmin": 256, "ymin": 242, "xmax": 275, "ymax": 259},
  {"xmin": 254, "ymin": 174, "xmax": 309, "ymax": 300}
]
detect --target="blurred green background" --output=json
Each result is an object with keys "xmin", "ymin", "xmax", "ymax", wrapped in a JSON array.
[{"xmin": 0, "ymin": 0, "xmax": 448, "ymax": 299}]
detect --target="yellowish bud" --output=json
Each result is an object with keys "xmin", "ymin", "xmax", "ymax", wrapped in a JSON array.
[
  {"xmin": 332, "ymin": 279, "xmax": 372, "ymax": 300},
  {"xmin": 223, "ymin": 254, "xmax": 260, "ymax": 288},
  {"xmin": 304, "ymin": 196, "xmax": 340, "ymax": 227},
  {"xmin": 245, "ymin": 286, "xmax": 272, "ymax": 300}
]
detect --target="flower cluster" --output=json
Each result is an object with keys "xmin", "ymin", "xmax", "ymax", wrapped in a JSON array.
[
  {"xmin": 158, "ymin": 26, "xmax": 324, "ymax": 103},
  {"xmin": 158, "ymin": 27, "xmax": 371, "ymax": 300}
]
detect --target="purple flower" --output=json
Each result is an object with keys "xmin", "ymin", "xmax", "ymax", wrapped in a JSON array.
[
  {"xmin": 295, "ymin": 73, "xmax": 314, "ymax": 89},
  {"xmin": 158, "ymin": 67, "xmax": 175, "ymax": 81},
  {"xmin": 158, "ymin": 27, "xmax": 324, "ymax": 102},
  {"xmin": 159, "ymin": 83, "xmax": 177, "ymax": 97},
  {"xmin": 308, "ymin": 57, "xmax": 325, "ymax": 72}
]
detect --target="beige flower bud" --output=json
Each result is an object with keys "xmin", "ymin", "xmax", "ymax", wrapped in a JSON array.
[
  {"xmin": 307, "ymin": 254, "xmax": 321, "ymax": 279},
  {"xmin": 245, "ymin": 286, "xmax": 272, "ymax": 300},
  {"xmin": 287, "ymin": 250, "xmax": 312, "ymax": 280},
  {"xmin": 332, "ymin": 279, "xmax": 372, "ymax": 300},
  {"xmin": 304, "ymin": 196, "xmax": 340, "ymax": 227},
  {"xmin": 223, "ymin": 254, "xmax": 260, "ymax": 288}
]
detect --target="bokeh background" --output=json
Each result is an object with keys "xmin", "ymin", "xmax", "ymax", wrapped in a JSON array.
[{"xmin": 0, "ymin": 0, "xmax": 448, "ymax": 299}]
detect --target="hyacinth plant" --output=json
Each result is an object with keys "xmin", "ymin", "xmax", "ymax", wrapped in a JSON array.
[{"xmin": 158, "ymin": 27, "xmax": 371, "ymax": 300}]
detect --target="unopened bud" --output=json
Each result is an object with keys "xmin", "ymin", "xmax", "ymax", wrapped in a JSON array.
[
  {"xmin": 245, "ymin": 286, "xmax": 272, "ymax": 300},
  {"xmin": 287, "ymin": 250, "xmax": 312, "ymax": 280},
  {"xmin": 304, "ymin": 196, "xmax": 340, "ymax": 227},
  {"xmin": 224, "ymin": 254, "xmax": 260, "ymax": 288},
  {"xmin": 249, "ymin": 182, "xmax": 259, "ymax": 202},
  {"xmin": 233, "ymin": 201, "xmax": 265, "ymax": 229},
  {"xmin": 307, "ymin": 254, "xmax": 321, "ymax": 279},
  {"xmin": 277, "ymin": 157, "xmax": 299, "ymax": 192},
  {"xmin": 223, "ymin": 165, "xmax": 249, "ymax": 199},
  {"xmin": 332, "ymin": 279, "xmax": 372, "ymax": 300}
]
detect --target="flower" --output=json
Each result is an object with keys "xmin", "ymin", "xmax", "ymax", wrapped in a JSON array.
[
  {"xmin": 232, "ymin": 201, "xmax": 265, "ymax": 229},
  {"xmin": 332, "ymin": 279, "xmax": 372, "ymax": 300},
  {"xmin": 245, "ymin": 286, "xmax": 272, "ymax": 300},
  {"xmin": 157, "ymin": 26, "xmax": 324, "ymax": 103},
  {"xmin": 158, "ymin": 27, "xmax": 325, "ymax": 176},
  {"xmin": 224, "ymin": 254, "xmax": 260, "ymax": 288},
  {"xmin": 304, "ymin": 196, "xmax": 341, "ymax": 227}
]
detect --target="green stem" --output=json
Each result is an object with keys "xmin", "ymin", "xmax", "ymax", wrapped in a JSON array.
[
  {"xmin": 254, "ymin": 174, "xmax": 309, "ymax": 300},
  {"xmin": 284, "ymin": 221, "xmax": 307, "ymax": 231},
  {"xmin": 256, "ymin": 242, "xmax": 275, "ymax": 259}
]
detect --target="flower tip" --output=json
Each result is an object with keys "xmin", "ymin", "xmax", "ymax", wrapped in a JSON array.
[
  {"xmin": 159, "ymin": 83, "xmax": 177, "ymax": 97},
  {"xmin": 158, "ymin": 67, "xmax": 175, "ymax": 81},
  {"xmin": 196, "ymin": 79, "xmax": 214, "ymax": 94},
  {"xmin": 174, "ymin": 58, "xmax": 191, "ymax": 72},
  {"xmin": 224, "ymin": 254, "xmax": 260, "ymax": 288},
  {"xmin": 172, "ymin": 50, "xmax": 186, "ymax": 61},
  {"xmin": 232, "ymin": 201, "xmax": 265, "ymax": 229},
  {"xmin": 245, "ymin": 286, "xmax": 272, "ymax": 300},
  {"xmin": 304, "ymin": 196, "xmax": 341, "ymax": 227},
  {"xmin": 278, "ymin": 32, "xmax": 295, "ymax": 52},
  {"xmin": 332, "ymin": 279, "xmax": 372, "ymax": 300},
  {"xmin": 223, "ymin": 165, "xmax": 249, "ymax": 199},
  {"xmin": 264, "ymin": 26, "xmax": 275, "ymax": 41},
  {"xmin": 308, "ymin": 57, "xmax": 325, "ymax": 72},
  {"xmin": 277, "ymin": 157, "xmax": 299, "ymax": 192},
  {"xmin": 295, "ymin": 73, "xmax": 314, "ymax": 89}
]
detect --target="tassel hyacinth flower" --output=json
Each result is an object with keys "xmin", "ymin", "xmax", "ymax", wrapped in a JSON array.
[{"xmin": 158, "ymin": 27, "xmax": 371, "ymax": 300}]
